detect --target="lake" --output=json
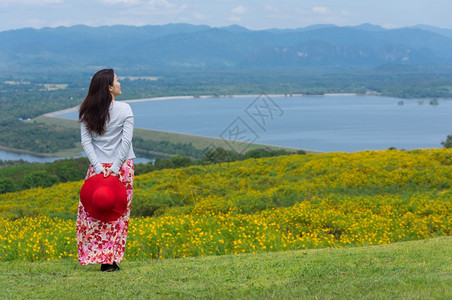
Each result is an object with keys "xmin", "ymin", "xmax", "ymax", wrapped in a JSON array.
[
  {"xmin": 0, "ymin": 150, "xmax": 151, "ymax": 164},
  {"xmin": 3, "ymin": 94, "xmax": 450, "ymax": 163},
  {"xmin": 55, "ymin": 94, "xmax": 452, "ymax": 153},
  {"xmin": 0, "ymin": 150, "xmax": 68, "ymax": 163}
]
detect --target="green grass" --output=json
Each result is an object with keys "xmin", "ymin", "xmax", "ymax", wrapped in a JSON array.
[{"xmin": 1, "ymin": 237, "xmax": 450, "ymax": 299}]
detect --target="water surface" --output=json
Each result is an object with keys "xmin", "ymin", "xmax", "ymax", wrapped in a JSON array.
[{"xmin": 56, "ymin": 95, "xmax": 452, "ymax": 152}]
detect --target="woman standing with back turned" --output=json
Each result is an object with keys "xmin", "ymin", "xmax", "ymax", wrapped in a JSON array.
[{"xmin": 77, "ymin": 69, "xmax": 135, "ymax": 272}]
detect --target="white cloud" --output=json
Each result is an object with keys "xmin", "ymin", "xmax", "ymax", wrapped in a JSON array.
[
  {"xmin": 113, "ymin": 0, "xmax": 186, "ymax": 20},
  {"xmin": 148, "ymin": 0, "xmax": 171, "ymax": 9},
  {"xmin": 312, "ymin": 6, "xmax": 329, "ymax": 14},
  {"xmin": 231, "ymin": 5, "xmax": 246, "ymax": 14},
  {"xmin": 193, "ymin": 11, "xmax": 209, "ymax": 21},
  {"xmin": 228, "ymin": 15, "xmax": 241, "ymax": 22}
]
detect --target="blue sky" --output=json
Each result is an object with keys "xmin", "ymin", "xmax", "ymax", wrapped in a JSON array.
[{"xmin": 0, "ymin": 0, "xmax": 450, "ymax": 32}]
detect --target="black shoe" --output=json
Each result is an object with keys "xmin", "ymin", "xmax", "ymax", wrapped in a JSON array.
[
  {"xmin": 112, "ymin": 262, "xmax": 121, "ymax": 271},
  {"xmin": 101, "ymin": 263, "xmax": 118, "ymax": 272}
]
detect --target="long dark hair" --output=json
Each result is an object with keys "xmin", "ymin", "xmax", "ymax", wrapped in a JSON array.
[{"xmin": 78, "ymin": 69, "xmax": 114, "ymax": 135}]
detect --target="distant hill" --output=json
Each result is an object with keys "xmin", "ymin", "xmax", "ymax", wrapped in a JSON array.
[
  {"xmin": 1, "ymin": 23, "xmax": 452, "ymax": 72},
  {"xmin": 413, "ymin": 24, "xmax": 452, "ymax": 39}
]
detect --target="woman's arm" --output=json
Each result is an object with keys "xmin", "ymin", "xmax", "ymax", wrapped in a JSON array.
[
  {"xmin": 110, "ymin": 105, "xmax": 134, "ymax": 174},
  {"xmin": 81, "ymin": 122, "xmax": 104, "ymax": 174}
]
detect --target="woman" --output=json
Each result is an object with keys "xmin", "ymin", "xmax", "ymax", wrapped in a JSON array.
[{"xmin": 76, "ymin": 69, "xmax": 135, "ymax": 272}]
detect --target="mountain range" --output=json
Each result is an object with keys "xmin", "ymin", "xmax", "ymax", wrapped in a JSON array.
[{"xmin": 1, "ymin": 23, "xmax": 452, "ymax": 72}]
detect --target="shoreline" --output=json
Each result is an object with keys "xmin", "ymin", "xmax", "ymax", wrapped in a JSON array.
[
  {"xmin": 44, "ymin": 93, "xmax": 359, "ymax": 117},
  {"xmin": 33, "ymin": 93, "xmax": 452, "ymax": 118}
]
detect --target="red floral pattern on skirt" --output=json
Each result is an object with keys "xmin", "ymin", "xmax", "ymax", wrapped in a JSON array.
[{"xmin": 76, "ymin": 159, "xmax": 134, "ymax": 265}]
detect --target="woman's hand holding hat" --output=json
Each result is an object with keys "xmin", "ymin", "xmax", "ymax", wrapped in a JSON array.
[{"xmin": 102, "ymin": 168, "xmax": 117, "ymax": 178}]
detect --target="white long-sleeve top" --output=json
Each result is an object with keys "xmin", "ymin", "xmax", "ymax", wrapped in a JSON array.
[{"xmin": 80, "ymin": 101, "xmax": 136, "ymax": 174}]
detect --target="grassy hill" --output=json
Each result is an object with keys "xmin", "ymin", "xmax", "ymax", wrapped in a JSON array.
[
  {"xmin": 1, "ymin": 237, "xmax": 450, "ymax": 299},
  {"xmin": 0, "ymin": 148, "xmax": 451, "ymax": 298}
]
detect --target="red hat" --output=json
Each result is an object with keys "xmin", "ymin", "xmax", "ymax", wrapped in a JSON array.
[{"xmin": 80, "ymin": 174, "xmax": 128, "ymax": 222}]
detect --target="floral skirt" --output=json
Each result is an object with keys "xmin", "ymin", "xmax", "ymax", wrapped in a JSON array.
[{"xmin": 76, "ymin": 159, "xmax": 134, "ymax": 265}]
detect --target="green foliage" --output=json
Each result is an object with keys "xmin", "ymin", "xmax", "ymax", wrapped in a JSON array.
[
  {"xmin": 441, "ymin": 135, "xmax": 452, "ymax": 148},
  {"xmin": 0, "ymin": 76, "xmax": 83, "ymax": 155},
  {"xmin": 0, "ymin": 159, "xmax": 29, "ymax": 168},
  {"xmin": 133, "ymin": 137, "xmax": 202, "ymax": 158},
  {"xmin": 0, "ymin": 157, "xmax": 89, "ymax": 193},
  {"xmin": 243, "ymin": 148, "xmax": 306, "ymax": 159},
  {"xmin": 199, "ymin": 147, "xmax": 241, "ymax": 164},
  {"xmin": 134, "ymin": 147, "xmax": 302, "ymax": 175},
  {"xmin": 0, "ymin": 178, "xmax": 16, "ymax": 193},
  {"xmin": 46, "ymin": 157, "xmax": 89, "ymax": 182},
  {"xmin": 0, "ymin": 119, "xmax": 79, "ymax": 153},
  {"xmin": 22, "ymin": 171, "xmax": 60, "ymax": 189},
  {"xmin": 132, "ymin": 192, "xmax": 183, "ymax": 218},
  {"xmin": 120, "ymin": 68, "xmax": 452, "ymax": 100},
  {"xmin": 0, "ymin": 80, "xmax": 85, "ymax": 120}
]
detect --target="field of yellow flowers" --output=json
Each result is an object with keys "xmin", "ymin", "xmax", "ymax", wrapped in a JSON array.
[{"xmin": 0, "ymin": 149, "xmax": 451, "ymax": 261}]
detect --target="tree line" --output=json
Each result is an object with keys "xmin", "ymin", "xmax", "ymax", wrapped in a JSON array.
[{"xmin": 0, "ymin": 157, "xmax": 89, "ymax": 193}]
